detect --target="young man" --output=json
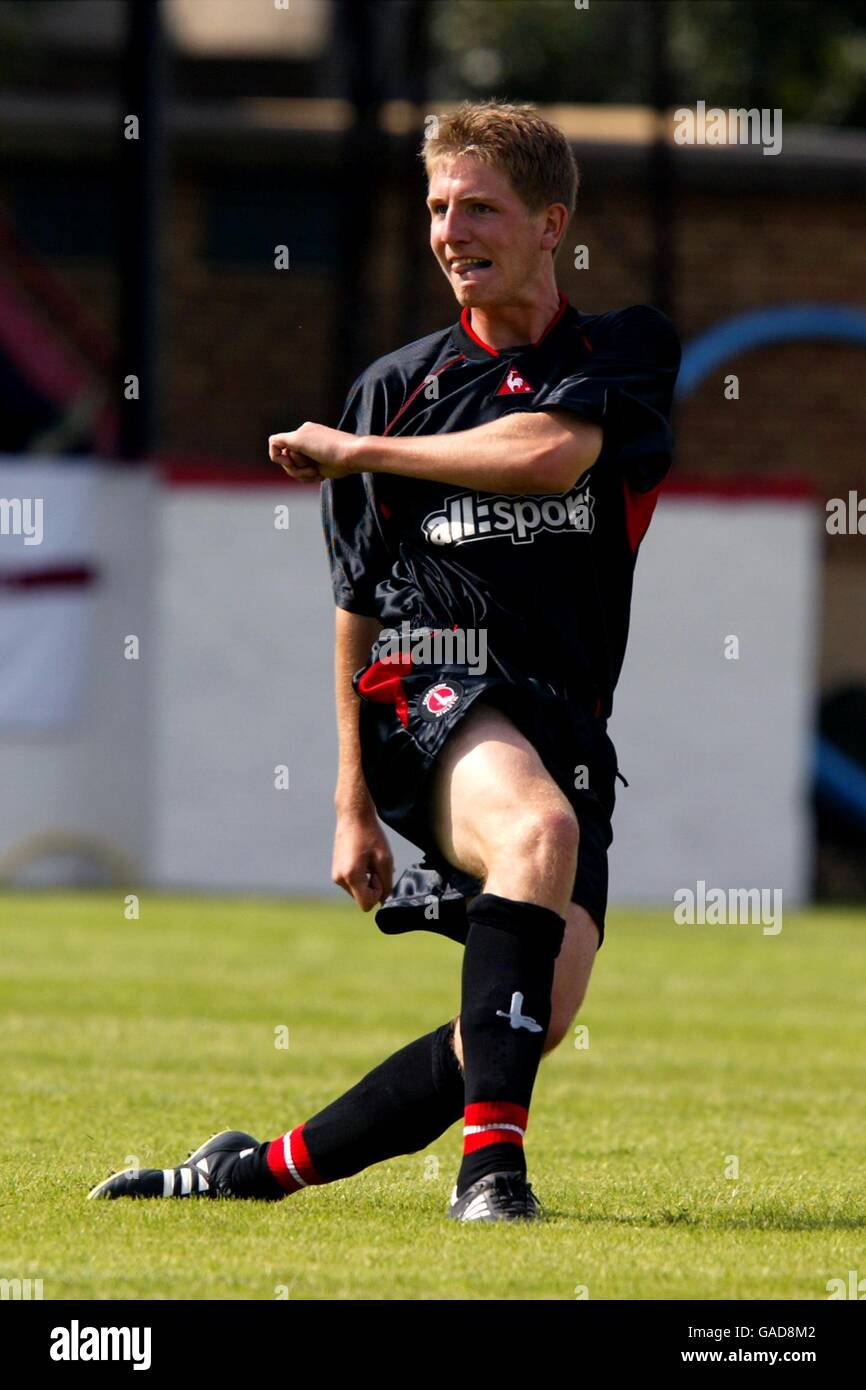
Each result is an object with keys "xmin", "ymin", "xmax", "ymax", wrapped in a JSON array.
[{"xmin": 89, "ymin": 101, "xmax": 680, "ymax": 1222}]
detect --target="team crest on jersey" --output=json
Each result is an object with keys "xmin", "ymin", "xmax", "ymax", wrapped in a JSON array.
[
  {"xmin": 422, "ymin": 480, "xmax": 595, "ymax": 547},
  {"xmin": 496, "ymin": 367, "xmax": 535, "ymax": 395},
  {"xmin": 419, "ymin": 680, "xmax": 464, "ymax": 720}
]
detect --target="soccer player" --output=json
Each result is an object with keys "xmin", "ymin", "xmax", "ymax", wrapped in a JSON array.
[{"xmin": 89, "ymin": 101, "xmax": 680, "ymax": 1222}]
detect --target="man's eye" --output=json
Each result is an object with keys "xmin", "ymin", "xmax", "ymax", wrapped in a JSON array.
[{"xmin": 473, "ymin": 204, "xmax": 492, "ymax": 213}]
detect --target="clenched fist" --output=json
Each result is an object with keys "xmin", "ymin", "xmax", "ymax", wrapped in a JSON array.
[{"xmin": 269, "ymin": 421, "xmax": 357, "ymax": 481}]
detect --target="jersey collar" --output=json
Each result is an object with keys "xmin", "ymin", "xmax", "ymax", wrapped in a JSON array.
[{"xmin": 455, "ymin": 290, "xmax": 571, "ymax": 361}]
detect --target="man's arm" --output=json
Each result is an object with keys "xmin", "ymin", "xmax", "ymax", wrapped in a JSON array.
[
  {"xmin": 331, "ymin": 606, "xmax": 394, "ymax": 912},
  {"xmin": 271, "ymin": 408, "xmax": 602, "ymax": 495},
  {"xmin": 334, "ymin": 607, "xmax": 379, "ymax": 816}
]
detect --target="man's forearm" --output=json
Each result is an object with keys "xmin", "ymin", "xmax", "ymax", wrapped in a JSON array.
[
  {"xmin": 334, "ymin": 607, "xmax": 380, "ymax": 816},
  {"xmin": 351, "ymin": 409, "xmax": 601, "ymax": 495}
]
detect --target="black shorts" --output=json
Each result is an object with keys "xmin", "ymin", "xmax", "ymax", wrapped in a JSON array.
[{"xmin": 353, "ymin": 650, "xmax": 620, "ymax": 947}]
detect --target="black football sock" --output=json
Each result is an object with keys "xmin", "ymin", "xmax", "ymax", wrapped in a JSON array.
[
  {"xmin": 456, "ymin": 893, "xmax": 565, "ymax": 1197},
  {"xmin": 234, "ymin": 1020, "xmax": 464, "ymax": 1196}
]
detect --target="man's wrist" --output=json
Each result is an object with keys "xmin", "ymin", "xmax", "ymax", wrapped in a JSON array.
[
  {"xmin": 334, "ymin": 782, "xmax": 376, "ymax": 818},
  {"xmin": 344, "ymin": 433, "xmax": 374, "ymax": 474}
]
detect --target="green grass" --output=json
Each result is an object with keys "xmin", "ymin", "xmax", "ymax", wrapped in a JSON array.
[{"xmin": 1, "ymin": 892, "xmax": 864, "ymax": 1300}]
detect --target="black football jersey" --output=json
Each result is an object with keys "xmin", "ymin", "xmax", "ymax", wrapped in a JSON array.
[{"xmin": 321, "ymin": 293, "xmax": 681, "ymax": 720}]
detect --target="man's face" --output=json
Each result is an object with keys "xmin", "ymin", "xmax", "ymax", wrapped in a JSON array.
[{"xmin": 426, "ymin": 154, "xmax": 560, "ymax": 310}]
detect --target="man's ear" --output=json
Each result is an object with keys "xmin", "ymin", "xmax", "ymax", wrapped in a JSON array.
[{"xmin": 542, "ymin": 203, "xmax": 569, "ymax": 253}]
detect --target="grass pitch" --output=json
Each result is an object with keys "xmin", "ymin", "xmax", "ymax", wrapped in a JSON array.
[{"xmin": 1, "ymin": 891, "xmax": 864, "ymax": 1301}]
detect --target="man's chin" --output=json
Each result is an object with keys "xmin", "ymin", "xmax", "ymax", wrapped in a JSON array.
[{"xmin": 452, "ymin": 280, "xmax": 500, "ymax": 310}]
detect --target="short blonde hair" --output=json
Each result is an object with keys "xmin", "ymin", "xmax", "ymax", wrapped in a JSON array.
[{"xmin": 421, "ymin": 99, "xmax": 579, "ymax": 251}]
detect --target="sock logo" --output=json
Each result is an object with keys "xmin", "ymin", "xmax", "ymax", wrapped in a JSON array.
[{"xmin": 496, "ymin": 991, "xmax": 542, "ymax": 1032}]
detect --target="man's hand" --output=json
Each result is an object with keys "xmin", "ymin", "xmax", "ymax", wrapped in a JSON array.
[
  {"xmin": 269, "ymin": 422, "xmax": 357, "ymax": 482},
  {"xmin": 332, "ymin": 808, "xmax": 394, "ymax": 912}
]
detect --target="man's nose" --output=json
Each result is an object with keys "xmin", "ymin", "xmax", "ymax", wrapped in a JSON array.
[{"xmin": 440, "ymin": 206, "xmax": 468, "ymax": 244}]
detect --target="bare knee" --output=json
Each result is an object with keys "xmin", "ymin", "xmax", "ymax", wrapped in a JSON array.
[
  {"xmin": 484, "ymin": 801, "xmax": 579, "ymax": 907},
  {"xmin": 515, "ymin": 802, "xmax": 579, "ymax": 871}
]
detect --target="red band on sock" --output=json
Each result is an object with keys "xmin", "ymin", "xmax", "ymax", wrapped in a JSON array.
[
  {"xmin": 463, "ymin": 1100, "xmax": 529, "ymax": 1154},
  {"xmin": 266, "ymin": 1124, "xmax": 325, "ymax": 1192},
  {"xmin": 463, "ymin": 1126, "xmax": 525, "ymax": 1155},
  {"xmin": 465, "ymin": 1101, "xmax": 529, "ymax": 1129}
]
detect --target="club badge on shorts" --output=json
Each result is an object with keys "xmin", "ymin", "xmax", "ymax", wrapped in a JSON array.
[{"xmin": 419, "ymin": 679, "xmax": 464, "ymax": 721}]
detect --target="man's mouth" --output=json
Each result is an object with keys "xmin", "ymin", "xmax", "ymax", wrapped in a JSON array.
[{"xmin": 450, "ymin": 257, "xmax": 493, "ymax": 273}]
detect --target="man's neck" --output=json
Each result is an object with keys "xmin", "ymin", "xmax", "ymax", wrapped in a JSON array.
[{"xmin": 464, "ymin": 285, "xmax": 563, "ymax": 351}]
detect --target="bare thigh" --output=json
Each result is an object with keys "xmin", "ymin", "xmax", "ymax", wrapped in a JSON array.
[{"xmin": 428, "ymin": 701, "xmax": 580, "ymax": 916}]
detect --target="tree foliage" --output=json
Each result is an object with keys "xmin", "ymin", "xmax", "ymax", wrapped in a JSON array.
[{"xmin": 433, "ymin": 0, "xmax": 866, "ymax": 126}]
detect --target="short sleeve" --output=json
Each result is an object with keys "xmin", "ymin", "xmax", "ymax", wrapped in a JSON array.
[
  {"xmin": 530, "ymin": 305, "xmax": 682, "ymax": 492},
  {"xmin": 321, "ymin": 371, "xmax": 391, "ymax": 617}
]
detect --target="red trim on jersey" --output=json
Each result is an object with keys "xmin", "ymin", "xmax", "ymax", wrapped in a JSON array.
[
  {"xmin": 383, "ymin": 354, "xmax": 466, "ymax": 437},
  {"xmin": 622, "ymin": 478, "xmax": 664, "ymax": 554},
  {"xmin": 534, "ymin": 290, "xmax": 569, "ymax": 344},
  {"xmin": 356, "ymin": 655, "xmax": 413, "ymax": 730},
  {"xmin": 460, "ymin": 291, "xmax": 569, "ymax": 358},
  {"xmin": 460, "ymin": 306, "xmax": 500, "ymax": 357}
]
